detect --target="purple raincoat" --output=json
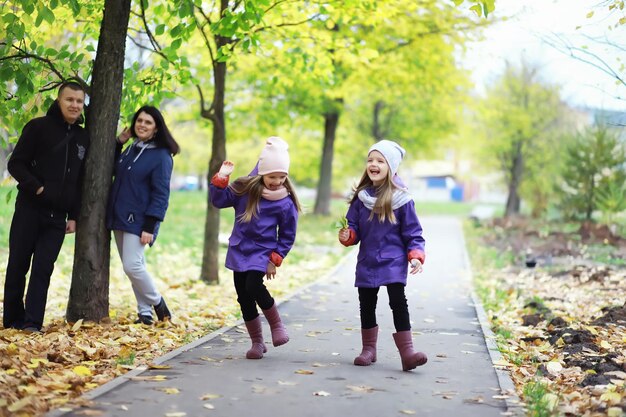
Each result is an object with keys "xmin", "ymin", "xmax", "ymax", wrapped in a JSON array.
[
  {"xmin": 210, "ymin": 184, "xmax": 298, "ymax": 273},
  {"xmin": 345, "ymin": 189, "xmax": 425, "ymax": 288}
]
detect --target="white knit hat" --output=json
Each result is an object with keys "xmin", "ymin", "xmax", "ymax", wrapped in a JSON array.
[
  {"xmin": 257, "ymin": 136, "xmax": 290, "ymax": 175},
  {"xmin": 368, "ymin": 139, "xmax": 405, "ymax": 177}
]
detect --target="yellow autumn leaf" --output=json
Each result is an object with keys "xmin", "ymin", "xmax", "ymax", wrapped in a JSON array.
[
  {"xmin": 6, "ymin": 343, "xmax": 18, "ymax": 355},
  {"xmin": 400, "ymin": 410, "xmax": 416, "ymax": 415},
  {"xmin": 158, "ymin": 387, "xmax": 180, "ymax": 394},
  {"xmin": 608, "ymin": 407, "xmax": 624, "ymax": 417},
  {"xmin": 129, "ymin": 375, "xmax": 168, "ymax": 381},
  {"xmin": 71, "ymin": 319, "xmax": 83, "ymax": 331},
  {"xmin": 200, "ymin": 393, "xmax": 221, "ymax": 400},
  {"xmin": 586, "ymin": 11, "xmax": 594, "ymax": 18},
  {"xmin": 600, "ymin": 340, "xmax": 612, "ymax": 350},
  {"xmin": 295, "ymin": 369, "xmax": 314, "ymax": 375},
  {"xmin": 28, "ymin": 358, "xmax": 49, "ymax": 368},
  {"xmin": 73, "ymin": 365, "xmax": 93, "ymax": 376},
  {"xmin": 8, "ymin": 397, "xmax": 31, "ymax": 412},
  {"xmin": 600, "ymin": 391, "xmax": 622, "ymax": 405},
  {"xmin": 148, "ymin": 363, "xmax": 172, "ymax": 369}
]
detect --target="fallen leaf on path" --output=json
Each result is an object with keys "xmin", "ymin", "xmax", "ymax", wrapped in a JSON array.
[
  {"xmin": 346, "ymin": 385, "xmax": 376, "ymax": 393},
  {"xmin": 199, "ymin": 393, "xmax": 221, "ymax": 400},
  {"xmin": 148, "ymin": 364, "xmax": 172, "ymax": 370},
  {"xmin": 463, "ymin": 396, "xmax": 484, "ymax": 404},
  {"xmin": 295, "ymin": 369, "xmax": 314, "ymax": 375},
  {"xmin": 277, "ymin": 380, "xmax": 297, "ymax": 386},
  {"xmin": 128, "ymin": 375, "xmax": 168, "ymax": 381},
  {"xmin": 156, "ymin": 387, "xmax": 180, "ymax": 394}
]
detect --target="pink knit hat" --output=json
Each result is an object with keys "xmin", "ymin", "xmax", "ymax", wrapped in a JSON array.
[{"xmin": 257, "ymin": 136, "xmax": 290, "ymax": 175}]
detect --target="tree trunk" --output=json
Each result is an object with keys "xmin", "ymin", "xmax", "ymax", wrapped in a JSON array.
[
  {"xmin": 200, "ymin": 32, "xmax": 228, "ymax": 285},
  {"xmin": 66, "ymin": 0, "xmax": 131, "ymax": 322},
  {"xmin": 372, "ymin": 100, "xmax": 385, "ymax": 141},
  {"xmin": 314, "ymin": 107, "xmax": 340, "ymax": 215},
  {"xmin": 504, "ymin": 140, "xmax": 523, "ymax": 217}
]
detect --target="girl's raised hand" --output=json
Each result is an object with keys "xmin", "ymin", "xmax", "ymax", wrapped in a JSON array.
[{"xmin": 218, "ymin": 161, "xmax": 234, "ymax": 177}]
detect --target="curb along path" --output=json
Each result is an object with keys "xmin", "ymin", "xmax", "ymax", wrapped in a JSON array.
[{"xmin": 51, "ymin": 216, "xmax": 519, "ymax": 417}]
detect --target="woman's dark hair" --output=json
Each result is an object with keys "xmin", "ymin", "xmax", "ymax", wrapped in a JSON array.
[{"xmin": 131, "ymin": 105, "xmax": 180, "ymax": 155}]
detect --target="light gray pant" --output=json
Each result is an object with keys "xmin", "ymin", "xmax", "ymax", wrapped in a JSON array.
[{"xmin": 113, "ymin": 230, "xmax": 162, "ymax": 316}]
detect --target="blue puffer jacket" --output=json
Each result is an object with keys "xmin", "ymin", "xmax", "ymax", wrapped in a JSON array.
[{"xmin": 106, "ymin": 140, "xmax": 173, "ymax": 241}]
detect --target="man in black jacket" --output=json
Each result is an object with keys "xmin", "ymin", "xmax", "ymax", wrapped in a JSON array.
[{"xmin": 3, "ymin": 81, "xmax": 90, "ymax": 332}]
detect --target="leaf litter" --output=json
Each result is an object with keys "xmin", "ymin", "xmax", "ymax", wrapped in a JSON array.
[
  {"xmin": 472, "ymin": 218, "xmax": 626, "ymax": 416},
  {"xmin": 0, "ymin": 236, "xmax": 343, "ymax": 416}
]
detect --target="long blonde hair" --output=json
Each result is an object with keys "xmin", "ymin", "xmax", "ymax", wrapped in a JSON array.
[
  {"xmin": 349, "ymin": 169, "xmax": 397, "ymax": 223},
  {"xmin": 230, "ymin": 175, "xmax": 302, "ymax": 222}
]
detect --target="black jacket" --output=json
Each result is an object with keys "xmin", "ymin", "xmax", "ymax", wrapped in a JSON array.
[{"xmin": 8, "ymin": 100, "xmax": 90, "ymax": 219}]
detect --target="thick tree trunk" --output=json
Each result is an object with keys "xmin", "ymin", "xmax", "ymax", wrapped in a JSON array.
[
  {"xmin": 504, "ymin": 140, "xmax": 523, "ymax": 217},
  {"xmin": 200, "ymin": 34, "xmax": 228, "ymax": 285},
  {"xmin": 66, "ymin": 0, "xmax": 131, "ymax": 322},
  {"xmin": 314, "ymin": 108, "xmax": 340, "ymax": 215}
]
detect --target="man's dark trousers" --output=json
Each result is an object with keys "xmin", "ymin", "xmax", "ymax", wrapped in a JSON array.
[{"xmin": 3, "ymin": 198, "xmax": 66, "ymax": 330}]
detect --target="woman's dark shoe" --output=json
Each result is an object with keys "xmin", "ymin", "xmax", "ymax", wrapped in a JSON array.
[
  {"xmin": 154, "ymin": 297, "xmax": 171, "ymax": 321},
  {"xmin": 134, "ymin": 314, "xmax": 154, "ymax": 325}
]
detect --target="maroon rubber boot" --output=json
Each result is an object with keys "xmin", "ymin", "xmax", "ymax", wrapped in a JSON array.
[
  {"xmin": 354, "ymin": 326, "xmax": 378, "ymax": 366},
  {"xmin": 393, "ymin": 331, "xmax": 428, "ymax": 371},
  {"xmin": 262, "ymin": 304, "xmax": 289, "ymax": 346}
]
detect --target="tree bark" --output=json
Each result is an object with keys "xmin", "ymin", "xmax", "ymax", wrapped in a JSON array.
[
  {"xmin": 200, "ymin": 29, "xmax": 228, "ymax": 285},
  {"xmin": 66, "ymin": 0, "xmax": 131, "ymax": 322},
  {"xmin": 504, "ymin": 140, "xmax": 523, "ymax": 217},
  {"xmin": 372, "ymin": 100, "xmax": 385, "ymax": 141},
  {"xmin": 314, "ymin": 105, "xmax": 341, "ymax": 215}
]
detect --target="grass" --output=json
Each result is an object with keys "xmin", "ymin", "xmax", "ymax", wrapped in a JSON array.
[{"xmin": 523, "ymin": 380, "xmax": 559, "ymax": 417}]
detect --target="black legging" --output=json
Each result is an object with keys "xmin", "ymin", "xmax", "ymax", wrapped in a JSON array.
[
  {"xmin": 358, "ymin": 283, "xmax": 410, "ymax": 332},
  {"xmin": 233, "ymin": 270, "xmax": 275, "ymax": 322}
]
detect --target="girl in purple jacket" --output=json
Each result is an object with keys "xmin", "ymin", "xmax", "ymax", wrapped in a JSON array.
[
  {"xmin": 338, "ymin": 140, "xmax": 427, "ymax": 371},
  {"xmin": 210, "ymin": 137, "xmax": 301, "ymax": 359}
]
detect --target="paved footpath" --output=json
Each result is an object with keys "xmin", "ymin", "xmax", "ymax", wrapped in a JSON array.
[{"xmin": 51, "ymin": 216, "xmax": 521, "ymax": 417}]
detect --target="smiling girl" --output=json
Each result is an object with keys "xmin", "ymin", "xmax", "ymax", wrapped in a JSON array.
[
  {"xmin": 210, "ymin": 137, "xmax": 301, "ymax": 359},
  {"xmin": 338, "ymin": 139, "xmax": 427, "ymax": 371}
]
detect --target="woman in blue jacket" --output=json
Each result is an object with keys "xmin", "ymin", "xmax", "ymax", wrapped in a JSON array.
[{"xmin": 107, "ymin": 106, "xmax": 180, "ymax": 325}]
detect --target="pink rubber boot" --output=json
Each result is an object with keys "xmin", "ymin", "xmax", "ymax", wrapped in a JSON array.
[
  {"xmin": 393, "ymin": 331, "xmax": 428, "ymax": 371},
  {"xmin": 262, "ymin": 304, "xmax": 289, "ymax": 346},
  {"xmin": 244, "ymin": 317, "xmax": 267, "ymax": 359},
  {"xmin": 354, "ymin": 326, "xmax": 378, "ymax": 366}
]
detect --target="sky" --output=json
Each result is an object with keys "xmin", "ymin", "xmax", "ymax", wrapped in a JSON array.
[{"xmin": 461, "ymin": 0, "xmax": 626, "ymax": 112}]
